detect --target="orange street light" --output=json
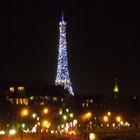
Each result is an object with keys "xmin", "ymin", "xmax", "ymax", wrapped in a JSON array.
[
  {"xmin": 42, "ymin": 120, "xmax": 51, "ymax": 128},
  {"xmin": 116, "ymin": 116, "xmax": 122, "ymax": 123},
  {"xmin": 85, "ymin": 112, "xmax": 92, "ymax": 119},
  {"xmin": 103, "ymin": 115, "xmax": 109, "ymax": 122},
  {"xmin": 107, "ymin": 111, "xmax": 111, "ymax": 116},
  {"xmin": 21, "ymin": 108, "xmax": 29, "ymax": 117},
  {"xmin": 43, "ymin": 108, "xmax": 48, "ymax": 114}
]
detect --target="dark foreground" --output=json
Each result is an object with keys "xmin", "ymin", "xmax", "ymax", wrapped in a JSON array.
[
  {"xmin": 0, "ymin": 133, "xmax": 140, "ymax": 140},
  {"xmin": 0, "ymin": 133, "xmax": 79, "ymax": 140}
]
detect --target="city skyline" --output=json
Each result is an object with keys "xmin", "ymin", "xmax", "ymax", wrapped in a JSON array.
[{"xmin": 0, "ymin": 0, "xmax": 140, "ymax": 96}]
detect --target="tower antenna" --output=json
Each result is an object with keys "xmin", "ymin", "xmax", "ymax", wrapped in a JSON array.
[{"xmin": 61, "ymin": 11, "xmax": 64, "ymax": 22}]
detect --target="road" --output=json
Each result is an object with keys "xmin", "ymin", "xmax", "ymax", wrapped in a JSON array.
[
  {"xmin": 1, "ymin": 132, "xmax": 140, "ymax": 140},
  {"xmin": 0, "ymin": 133, "xmax": 82, "ymax": 140}
]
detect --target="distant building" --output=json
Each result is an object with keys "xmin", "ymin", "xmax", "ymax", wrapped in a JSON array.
[
  {"xmin": 113, "ymin": 78, "xmax": 119, "ymax": 102},
  {"xmin": 0, "ymin": 81, "xmax": 71, "ymax": 108}
]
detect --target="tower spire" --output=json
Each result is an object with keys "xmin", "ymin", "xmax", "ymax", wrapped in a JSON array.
[
  {"xmin": 113, "ymin": 78, "xmax": 119, "ymax": 101},
  {"xmin": 61, "ymin": 11, "xmax": 64, "ymax": 22},
  {"xmin": 113, "ymin": 78, "xmax": 119, "ymax": 93}
]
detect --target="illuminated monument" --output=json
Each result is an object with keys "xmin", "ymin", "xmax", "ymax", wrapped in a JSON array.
[
  {"xmin": 113, "ymin": 78, "xmax": 119, "ymax": 100},
  {"xmin": 55, "ymin": 13, "xmax": 74, "ymax": 96}
]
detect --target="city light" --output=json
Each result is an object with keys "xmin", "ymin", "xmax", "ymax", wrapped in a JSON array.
[
  {"xmin": 66, "ymin": 108, "xmax": 69, "ymax": 112},
  {"xmin": 32, "ymin": 127, "xmax": 37, "ymax": 133},
  {"xmin": 22, "ymin": 123, "xmax": 25, "ymax": 128},
  {"xmin": 107, "ymin": 111, "xmax": 111, "ymax": 116},
  {"xmin": 37, "ymin": 122, "xmax": 40, "ymax": 126},
  {"xmin": 43, "ymin": 108, "xmax": 48, "ymax": 114},
  {"xmin": 73, "ymin": 119, "xmax": 78, "ymax": 126},
  {"xmin": 63, "ymin": 115, "xmax": 67, "ymax": 120},
  {"xmin": 18, "ymin": 86, "xmax": 25, "ymax": 91},
  {"xmin": 9, "ymin": 129, "xmax": 16, "ymax": 135},
  {"xmin": 69, "ymin": 113, "xmax": 73, "ymax": 118},
  {"xmin": 10, "ymin": 87, "xmax": 15, "ymax": 93},
  {"xmin": 21, "ymin": 108, "xmax": 29, "ymax": 117},
  {"xmin": 42, "ymin": 120, "xmax": 51, "ymax": 128},
  {"xmin": 103, "ymin": 115, "xmax": 109, "ymax": 122},
  {"xmin": 89, "ymin": 133, "xmax": 96, "ymax": 140},
  {"xmin": 32, "ymin": 113, "xmax": 37, "ymax": 118},
  {"xmin": 85, "ymin": 112, "xmax": 92, "ymax": 119},
  {"xmin": 120, "ymin": 121, "xmax": 124, "ymax": 125},
  {"xmin": 112, "ymin": 123, "xmax": 115, "ymax": 128},
  {"xmin": 116, "ymin": 116, "xmax": 122, "ymax": 122},
  {"xmin": 0, "ymin": 130, "xmax": 5, "ymax": 135},
  {"xmin": 59, "ymin": 110, "xmax": 63, "ymax": 115},
  {"xmin": 125, "ymin": 122, "xmax": 130, "ymax": 127}
]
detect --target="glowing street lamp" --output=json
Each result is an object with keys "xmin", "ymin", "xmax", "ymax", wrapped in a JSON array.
[
  {"xmin": 116, "ymin": 116, "xmax": 122, "ymax": 123},
  {"xmin": 59, "ymin": 110, "xmax": 63, "ymax": 115},
  {"xmin": 103, "ymin": 115, "xmax": 109, "ymax": 122},
  {"xmin": 42, "ymin": 120, "xmax": 51, "ymax": 128},
  {"xmin": 21, "ymin": 123, "xmax": 25, "ymax": 128},
  {"xmin": 43, "ymin": 108, "xmax": 48, "ymax": 114},
  {"xmin": 20, "ymin": 108, "xmax": 29, "ymax": 140},
  {"xmin": 9, "ymin": 129, "xmax": 16, "ymax": 135},
  {"xmin": 32, "ymin": 113, "xmax": 37, "ymax": 119},
  {"xmin": 73, "ymin": 119, "xmax": 78, "ymax": 127},
  {"xmin": 69, "ymin": 113, "xmax": 73, "ymax": 118},
  {"xmin": 85, "ymin": 112, "xmax": 92, "ymax": 119},
  {"xmin": 21, "ymin": 108, "xmax": 29, "ymax": 117},
  {"xmin": 63, "ymin": 115, "xmax": 67, "ymax": 120},
  {"xmin": 89, "ymin": 133, "xmax": 96, "ymax": 140},
  {"xmin": 37, "ymin": 122, "xmax": 40, "ymax": 126},
  {"xmin": 10, "ymin": 87, "xmax": 15, "ymax": 93},
  {"xmin": 107, "ymin": 111, "xmax": 111, "ymax": 116}
]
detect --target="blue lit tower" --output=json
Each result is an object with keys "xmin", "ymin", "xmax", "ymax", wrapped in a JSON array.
[{"xmin": 55, "ymin": 13, "xmax": 74, "ymax": 96}]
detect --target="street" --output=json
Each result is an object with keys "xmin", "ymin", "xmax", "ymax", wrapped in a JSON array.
[{"xmin": 0, "ymin": 133, "xmax": 82, "ymax": 140}]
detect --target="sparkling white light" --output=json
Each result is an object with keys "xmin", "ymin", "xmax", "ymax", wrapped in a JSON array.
[{"xmin": 55, "ymin": 14, "xmax": 74, "ymax": 96}]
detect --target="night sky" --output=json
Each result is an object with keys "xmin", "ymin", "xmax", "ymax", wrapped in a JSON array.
[{"xmin": 0, "ymin": 0, "xmax": 140, "ymax": 96}]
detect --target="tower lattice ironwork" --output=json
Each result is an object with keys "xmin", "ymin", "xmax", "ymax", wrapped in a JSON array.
[{"xmin": 55, "ymin": 13, "xmax": 74, "ymax": 96}]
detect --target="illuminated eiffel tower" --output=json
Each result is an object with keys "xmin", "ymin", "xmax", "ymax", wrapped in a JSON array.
[{"xmin": 55, "ymin": 13, "xmax": 74, "ymax": 96}]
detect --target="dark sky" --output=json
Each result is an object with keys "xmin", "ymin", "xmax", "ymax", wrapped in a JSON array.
[{"xmin": 0, "ymin": 0, "xmax": 140, "ymax": 96}]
